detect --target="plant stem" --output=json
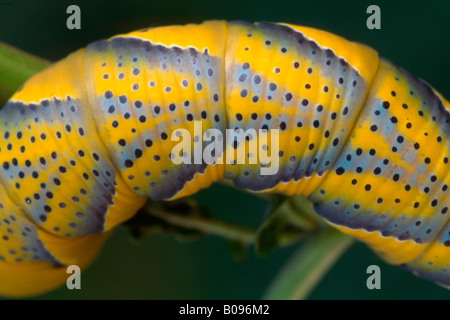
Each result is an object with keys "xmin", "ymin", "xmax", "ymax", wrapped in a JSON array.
[
  {"xmin": 0, "ymin": 42, "xmax": 49, "ymax": 103},
  {"xmin": 263, "ymin": 228, "xmax": 354, "ymax": 300},
  {"xmin": 146, "ymin": 206, "xmax": 256, "ymax": 245}
]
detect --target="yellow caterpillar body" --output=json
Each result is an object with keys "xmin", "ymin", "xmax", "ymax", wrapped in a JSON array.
[{"xmin": 1, "ymin": 21, "xmax": 449, "ymax": 297}]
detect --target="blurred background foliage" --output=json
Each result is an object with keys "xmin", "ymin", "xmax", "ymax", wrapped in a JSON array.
[{"xmin": 0, "ymin": 0, "xmax": 450, "ymax": 299}]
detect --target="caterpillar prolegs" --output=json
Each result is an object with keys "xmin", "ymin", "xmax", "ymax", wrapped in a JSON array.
[{"xmin": 1, "ymin": 20, "xmax": 450, "ymax": 297}]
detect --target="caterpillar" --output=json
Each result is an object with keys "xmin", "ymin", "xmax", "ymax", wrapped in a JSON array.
[{"xmin": 0, "ymin": 20, "xmax": 449, "ymax": 297}]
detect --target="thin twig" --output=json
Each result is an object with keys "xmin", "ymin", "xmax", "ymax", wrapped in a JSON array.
[{"xmin": 146, "ymin": 206, "xmax": 256, "ymax": 245}]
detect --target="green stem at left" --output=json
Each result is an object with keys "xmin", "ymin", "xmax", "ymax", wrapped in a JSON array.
[{"xmin": 0, "ymin": 42, "xmax": 49, "ymax": 104}]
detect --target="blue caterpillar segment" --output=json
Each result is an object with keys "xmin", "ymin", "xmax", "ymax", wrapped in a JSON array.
[
  {"xmin": 0, "ymin": 181, "xmax": 59, "ymax": 264},
  {"xmin": 224, "ymin": 22, "xmax": 375, "ymax": 194},
  {"xmin": 308, "ymin": 59, "xmax": 450, "ymax": 275},
  {"xmin": 0, "ymin": 98, "xmax": 118, "ymax": 237},
  {"xmin": 402, "ymin": 217, "xmax": 450, "ymax": 286},
  {"xmin": 83, "ymin": 36, "xmax": 226, "ymax": 201},
  {"xmin": 0, "ymin": 20, "xmax": 449, "ymax": 297},
  {"xmin": 0, "ymin": 56, "xmax": 145, "ymax": 238}
]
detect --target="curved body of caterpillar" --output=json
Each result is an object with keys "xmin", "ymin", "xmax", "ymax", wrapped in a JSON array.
[{"xmin": 0, "ymin": 20, "xmax": 449, "ymax": 297}]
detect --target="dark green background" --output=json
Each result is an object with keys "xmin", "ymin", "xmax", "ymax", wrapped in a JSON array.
[{"xmin": 0, "ymin": 0, "xmax": 449, "ymax": 299}]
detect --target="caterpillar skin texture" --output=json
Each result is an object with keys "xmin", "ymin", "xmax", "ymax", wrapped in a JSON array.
[{"xmin": 0, "ymin": 20, "xmax": 449, "ymax": 297}]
